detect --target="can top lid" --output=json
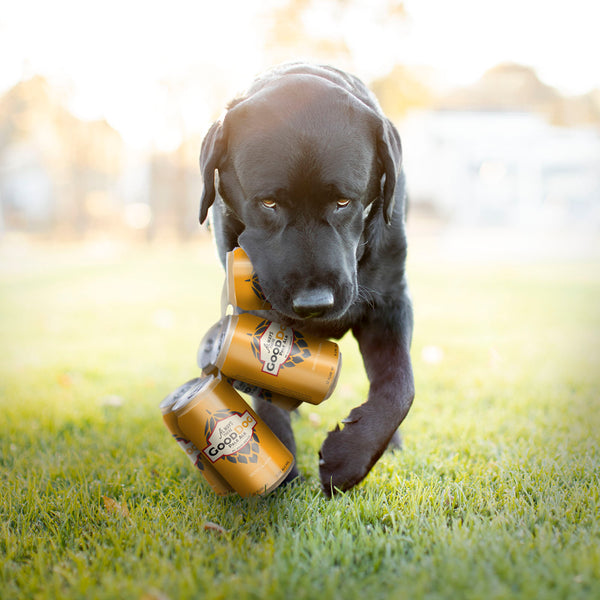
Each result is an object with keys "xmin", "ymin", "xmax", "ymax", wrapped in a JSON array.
[
  {"xmin": 172, "ymin": 373, "xmax": 220, "ymax": 414},
  {"xmin": 197, "ymin": 318, "xmax": 230, "ymax": 370},
  {"xmin": 159, "ymin": 377, "xmax": 205, "ymax": 414}
]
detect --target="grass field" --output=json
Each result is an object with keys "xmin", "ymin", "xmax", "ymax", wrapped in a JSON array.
[{"xmin": 1, "ymin": 233, "xmax": 599, "ymax": 600}]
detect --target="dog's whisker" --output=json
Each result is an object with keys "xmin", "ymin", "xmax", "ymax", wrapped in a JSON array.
[{"xmin": 357, "ymin": 284, "xmax": 380, "ymax": 309}]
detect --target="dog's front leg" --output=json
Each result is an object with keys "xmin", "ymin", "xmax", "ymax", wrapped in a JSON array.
[{"xmin": 318, "ymin": 294, "xmax": 415, "ymax": 496}]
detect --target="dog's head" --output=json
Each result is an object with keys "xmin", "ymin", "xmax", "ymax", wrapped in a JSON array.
[{"xmin": 199, "ymin": 71, "xmax": 402, "ymax": 322}]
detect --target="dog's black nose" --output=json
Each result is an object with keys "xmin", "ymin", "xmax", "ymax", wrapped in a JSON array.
[{"xmin": 292, "ymin": 288, "xmax": 335, "ymax": 319}]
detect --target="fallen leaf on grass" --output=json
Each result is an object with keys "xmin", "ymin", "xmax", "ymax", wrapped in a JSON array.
[
  {"xmin": 102, "ymin": 496, "xmax": 131, "ymax": 520},
  {"xmin": 203, "ymin": 521, "xmax": 227, "ymax": 534}
]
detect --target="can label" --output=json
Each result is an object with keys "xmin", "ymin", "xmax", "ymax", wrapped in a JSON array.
[
  {"xmin": 250, "ymin": 319, "xmax": 310, "ymax": 376},
  {"xmin": 257, "ymin": 322, "xmax": 294, "ymax": 375},
  {"xmin": 203, "ymin": 409, "xmax": 258, "ymax": 463}
]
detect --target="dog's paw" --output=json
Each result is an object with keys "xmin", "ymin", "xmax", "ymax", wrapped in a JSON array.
[{"xmin": 318, "ymin": 406, "xmax": 386, "ymax": 497}]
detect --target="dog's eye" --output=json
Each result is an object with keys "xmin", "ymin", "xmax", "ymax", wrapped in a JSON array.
[
  {"xmin": 260, "ymin": 198, "xmax": 277, "ymax": 210},
  {"xmin": 336, "ymin": 198, "xmax": 351, "ymax": 209}
]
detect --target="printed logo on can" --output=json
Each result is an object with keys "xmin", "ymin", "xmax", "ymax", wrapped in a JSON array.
[
  {"xmin": 203, "ymin": 410, "xmax": 259, "ymax": 463},
  {"xmin": 258, "ymin": 322, "xmax": 294, "ymax": 375},
  {"xmin": 247, "ymin": 319, "xmax": 312, "ymax": 375}
]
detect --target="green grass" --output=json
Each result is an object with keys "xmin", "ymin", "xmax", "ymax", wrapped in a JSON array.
[{"xmin": 1, "ymin": 236, "xmax": 599, "ymax": 600}]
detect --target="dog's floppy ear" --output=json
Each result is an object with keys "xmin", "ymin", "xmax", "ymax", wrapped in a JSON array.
[
  {"xmin": 199, "ymin": 120, "xmax": 226, "ymax": 224},
  {"xmin": 377, "ymin": 118, "xmax": 402, "ymax": 225}
]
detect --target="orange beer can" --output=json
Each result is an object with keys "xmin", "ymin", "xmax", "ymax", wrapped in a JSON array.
[
  {"xmin": 223, "ymin": 247, "xmax": 271, "ymax": 311},
  {"xmin": 159, "ymin": 379, "xmax": 234, "ymax": 496},
  {"xmin": 173, "ymin": 374, "xmax": 294, "ymax": 497},
  {"xmin": 198, "ymin": 320, "xmax": 302, "ymax": 411},
  {"xmin": 211, "ymin": 313, "xmax": 342, "ymax": 405}
]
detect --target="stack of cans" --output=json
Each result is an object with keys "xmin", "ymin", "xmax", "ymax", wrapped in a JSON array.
[{"xmin": 159, "ymin": 247, "xmax": 342, "ymax": 497}]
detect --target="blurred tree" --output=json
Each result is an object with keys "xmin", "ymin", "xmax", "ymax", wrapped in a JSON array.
[
  {"xmin": 439, "ymin": 63, "xmax": 560, "ymax": 114},
  {"xmin": 371, "ymin": 65, "xmax": 434, "ymax": 122},
  {"xmin": 549, "ymin": 89, "xmax": 600, "ymax": 127},
  {"xmin": 264, "ymin": 0, "xmax": 407, "ymax": 71},
  {"xmin": 265, "ymin": 0, "xmax": 350, "ymax": 66},
  {"xmin": 437, "ymin": 63, "xmax": 600, "ymax": 127},
  {"xmin": 260, "ymin": 0, "xmax": 433, "ymax": 123},
  {"xmin": 0, "ymin": 76, "xmax": 124, "ymax": 237}
]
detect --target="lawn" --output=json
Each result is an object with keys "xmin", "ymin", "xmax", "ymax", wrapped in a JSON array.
[{"xmin": 1, "ymin": 233, "xmax": 599, "ymax": 600}]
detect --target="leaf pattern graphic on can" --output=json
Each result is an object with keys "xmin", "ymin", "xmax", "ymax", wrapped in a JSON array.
[
  {"xmin": 281, "ymin": 330, "xmax": 310, "ymax": 368},
  {"xmin": 248, "ymin": 273, "xmax": 267, "ymax": 302},
  {"xmin": 232, "ymin": 436, "xmax": 260, "ymax": 464},
  {"xmin": 247, "ymin": 319, "xmax": 270, "ymax": 362},
  {"xmin": 204, "ymin": 408, "xmax": 233, "ymax": 441}
]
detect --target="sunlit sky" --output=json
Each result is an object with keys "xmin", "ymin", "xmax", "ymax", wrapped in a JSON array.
[{"xmin": 1, "ymin": 0, "xmax": 598, "ymax": 150}]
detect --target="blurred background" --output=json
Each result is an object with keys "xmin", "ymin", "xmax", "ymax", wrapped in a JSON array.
[{"xmin": 1, "ymin": 0, "xmax": 599, "ymax": 257}]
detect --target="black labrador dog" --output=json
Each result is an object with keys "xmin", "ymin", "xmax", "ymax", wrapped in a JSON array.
[{"xmin": 199, "ymin": 63, "xmax": 415, "ymax": 496}]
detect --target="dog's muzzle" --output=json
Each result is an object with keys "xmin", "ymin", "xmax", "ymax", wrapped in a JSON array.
[{"xmin": 292, "ymin": 288, "xmax": 335, "ymax": 319}]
